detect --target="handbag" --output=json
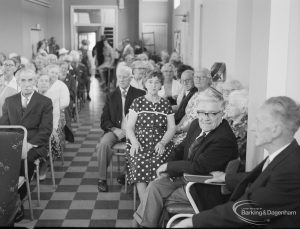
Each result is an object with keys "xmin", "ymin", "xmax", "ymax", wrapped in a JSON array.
[{"xmin": 64, "ymin": 125, "xmax": 74, "ymax": 143}]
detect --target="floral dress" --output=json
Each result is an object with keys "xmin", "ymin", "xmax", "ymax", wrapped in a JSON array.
[
  {"xmin": 227, "ymin": 114, "xmax": 248, "ymax": 172},
  {"xmin": 125, "ymin": 96, "xmax": 174, "ymax": 184},
  {"xmin": 172, "ymin": 92, "xmax": 202, "ymax": 146},
  {"xmin": 50, "ymin": 110, "xmax": 66, "ymax": 159}
]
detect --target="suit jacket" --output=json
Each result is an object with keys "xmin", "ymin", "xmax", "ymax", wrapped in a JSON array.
[
  {"xmin": 167, "ymin": 118, "xmax": 238, "ymax": 177},
  {"xmin": 192, "ymin": 139, "xmax": 300, "ymax": 228},
  {"xmin": 0, "ymin": 91, "xmax": 53, "ymax": 148},
  {"xmin": 101, "ymin": 86, "xmax": 146, "ymax": 132},
  {"xmin": 174, "ymin": 87, "xmax": 197, "ymax": 124},
  {"xmin": 167, "ymin": 119, "xmax": 238, "ymax": 210}
]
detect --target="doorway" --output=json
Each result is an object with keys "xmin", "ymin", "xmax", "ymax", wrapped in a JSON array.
[{"xmin": 70, "ymin": 5, "xmax": 118, "ymax": 50}]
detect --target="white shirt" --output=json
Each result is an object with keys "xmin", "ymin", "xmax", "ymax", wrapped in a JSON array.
[
  {"xmin": 120, "ymin": 87, "xmax": 129, "ymax": 130},
  {"xmin": 21, "ymin": 91, "xmax": 34, "ymax": 108},
  {"xmin": 158, "ymin": 79, "xmax": 182, "ymax": 99},
  {"xmin": 45, "ymin": 80, "xmax": 70, "ymax": 129},
  {"xmin": 266, "ymin": 142, "xmax": 291, "ymax": 163}
]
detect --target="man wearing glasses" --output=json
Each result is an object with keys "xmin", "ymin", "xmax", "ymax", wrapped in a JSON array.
[{"xmin": 133, "ymin": 87, "xmax": 238, "ymax": 227}]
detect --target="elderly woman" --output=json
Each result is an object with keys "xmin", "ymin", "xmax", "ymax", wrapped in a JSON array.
[
  {"xmin": 225, "ymin": 89, "xmax": 248, "ymax": 171},
  {"xmin": 173, "ymin": 68, "xmax": 212, "ymax": 145},
  {"xmin": 0, "ymin": 67, "xmax": 17, "ymax": 117},
  {"xmin": 3, "ymin": 58, "xmax": 19, "ymax": 91},
  {"xmin": 47, "ymin": 54, "xmax": 58, "ymax": 65},
  {"xmin": 126, "ymin": 70, "xmax": 176, "ymax": 200},
  {"xmin": 44, "ymin": 64, "xmax": 70, "ymax": 159},
  {"xmin": 220, "ymin": 79, "xmax": 243, "ymax": 101},
  {"xmin": 130, "ymin": 60, "xmax": 149, "ymax": 90},
  {"xmin": 59, "ymin": 61, "xmax": 76, "ymax": 141},
  {"xmin": 158, "ymin": 63, "xmax": 182, "ymax": 106}
]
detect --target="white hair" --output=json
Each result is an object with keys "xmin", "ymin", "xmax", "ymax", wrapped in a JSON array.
[
  {"xmin": 228, "ymin": 89, "xmax": 249, "ymax": 111},
  {"xmin": 117, "ymin": 65, "xmax": 132, "ymax": 77}
]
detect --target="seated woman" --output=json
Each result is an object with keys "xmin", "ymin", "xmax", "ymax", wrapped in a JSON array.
[
  {"xmin": 125, "ymin": 70, "xmax": 176, "ymax": 201},
  {"xmin": 44, "ymin": 64, "xmax": 70, "ymax": 160},
  {"xmin": 158, "ymin": 63, "xmax": 182, "ymax": 106},
  {"xmin": 59, "ymin": 61, "xmax": 76, "ymax": 142},
  {"xmin": 220, "ymin": 79, "xmax": 244, "ymax": 102},
  {"xmin": 224, "ymin": 89, "xmax": 248, "ymax": 172},
  {"xmin": 172, "ymin": 68, "xmax": 211, "ymax": 146},
  {"xmin": 130, "ymin": 60, "xmax": 150, "ymax": 90},
  {"xmin": 36, "ymin": 74, "xmax": 59, "ymax": 179},
  {"xmin": 0, "ymin": 66, "xmax": 17, "ymax": 117}
]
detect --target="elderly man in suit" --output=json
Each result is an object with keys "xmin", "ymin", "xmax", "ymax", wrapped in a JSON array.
[
  {"xmin": 97, "ymin": 65, "xmax": 146, "ymax": 192},
  {"xmin": 174, "ymin": 96, "xmax": 300, "ymax": 228},
  {"xmin": 133, "ymin": 87, "xmax": 238, "ymax": 227},
  {"xmin": 174, "ymin": 70, "xmax": 198, "ymax": 124},
  {"xmin": 0, "ymin": 68, "xmax": 53, "ymax": 222}
]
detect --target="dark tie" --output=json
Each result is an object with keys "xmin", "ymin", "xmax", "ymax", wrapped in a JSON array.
[{"xmin": 188, "ymin": 132, "xmax": 206, "ymax": 159}]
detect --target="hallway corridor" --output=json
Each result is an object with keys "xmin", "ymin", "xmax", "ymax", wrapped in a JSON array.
[{"xmin": 16, "ymin": 77, "xmax": 135, "ymax": 228}]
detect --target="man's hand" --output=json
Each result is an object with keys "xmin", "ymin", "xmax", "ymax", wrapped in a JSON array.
[
  {"xmin": 205, "ymin": 171, "xmax": 226, "ymax": 184},
  {"xmin": 111, "ymin": 128, "xmax": 126, "ymax": 140},
  {"xmin": 172, "ymin": 217, "xmax": 193, "ymax": 228},
  {"xmin": 156, "ymin": 163, "xmax": 168, "ymax": 178}
]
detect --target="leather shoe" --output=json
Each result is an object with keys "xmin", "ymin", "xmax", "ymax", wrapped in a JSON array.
[
  {"xmin": 14, "ymin": 204, "xmax": 24, "ymax": 223},
  {"xmin": 117, "ymin": 174, "xmax": 125, "ymax": 185},
  {"xmin": 98, "ymin": 180, "xmax": 108, "ymax": 192}
]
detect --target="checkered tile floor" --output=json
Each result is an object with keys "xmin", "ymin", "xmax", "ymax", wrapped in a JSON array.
[{"xmin": 16, "ymin": 77, "xmax": 137, "ymax": 228}]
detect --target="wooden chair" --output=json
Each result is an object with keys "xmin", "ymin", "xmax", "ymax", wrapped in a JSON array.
[
  {"xmin": 0, "ymin": 125, "xmax": 33, "ymax": 221},
  {"xmin": 109, "ymin": 142, "xmax": 137, "ymax": 210}
]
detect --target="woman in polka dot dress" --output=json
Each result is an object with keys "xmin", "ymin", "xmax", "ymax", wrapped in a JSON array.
[{"xmin": 125, "ymin": 70, "xmax": 176, "ymax": 200}]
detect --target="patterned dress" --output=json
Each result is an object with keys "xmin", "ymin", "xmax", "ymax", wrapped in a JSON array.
[
  {"xmin": 227, "ymin": 114, "xmax": 248, "ymax": 172},
  {"xmin": 125, "ymin": 96, "xmax": 174, "ymax": 184}
]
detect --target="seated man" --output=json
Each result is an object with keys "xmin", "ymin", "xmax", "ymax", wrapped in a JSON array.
[
  {"xmin": 97, "ymin": 66, "xmax": 145, "ymax": 192},
  {"xmin": 174, "ymin": 96, "xmax": 300, "ymax": 228},
  {"xmin": 0, "ymin": 68, "xmax": 53, "ymax": 222},
  {"xmin": 133, "ymin": 87, "xmax": 238, "ymax": 227},
  {"xmin": 174, "ymin": 70, "xmax": 198, "ymax": 124}
]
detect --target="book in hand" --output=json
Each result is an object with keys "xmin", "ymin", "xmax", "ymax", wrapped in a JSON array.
[{"xmin": 183, "ymin": 173, "xmax": 225, "ymax": 185}]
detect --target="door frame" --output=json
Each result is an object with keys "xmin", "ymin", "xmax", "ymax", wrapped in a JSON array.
[
  {"xmin": 142, "ymin": 23, "xmax": 168, "ymax": 54},
  {"xmin": 70, "ymin": 5, "xmax": 118, "ymax": 50}
]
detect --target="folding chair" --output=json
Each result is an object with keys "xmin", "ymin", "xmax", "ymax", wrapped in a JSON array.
[
  {"xmin": 166, "ymin": 159, "xmax": 240, "ymax": 228},
  {"xmin": 34, "ymin": 137, "xmax": 56, "ymax": 207},
  {"xmin": 0, "ymin": 125, "xmax": 33, "ymax": 221}
]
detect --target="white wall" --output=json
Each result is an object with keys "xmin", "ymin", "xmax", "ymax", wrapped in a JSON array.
[
  {"xmin": 286, "ymin": 0, "xmax": 300, "ymax": 140},
  {"xmin": 201, "ymin": 0, "xmax": 238, "ymax": 77}
]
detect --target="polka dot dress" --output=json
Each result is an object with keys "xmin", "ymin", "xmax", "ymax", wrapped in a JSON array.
[{"xmin": 125, "ymin": 96, "xmax": 174, "ymax": 184}]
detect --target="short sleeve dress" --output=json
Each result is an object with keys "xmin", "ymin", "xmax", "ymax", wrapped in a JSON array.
[{"xmin": 125, "ymin": 96, "xmax": 174, "ymax": 184}]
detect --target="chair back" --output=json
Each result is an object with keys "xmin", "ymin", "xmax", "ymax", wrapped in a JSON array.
[{"xmin": 0, "ymin": 125, "xmax": 27, "ymax": 226}]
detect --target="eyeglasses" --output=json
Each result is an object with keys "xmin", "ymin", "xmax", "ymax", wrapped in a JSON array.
[
  {"xmin": 3, "ymin": 63, "xmax": 15, "ymax": 67},
  {"xmin": 181, "ymin": 79, "xmax": 193, "ymax": 84},
  {"xmin": 197, "ymin": 110, "xmax": 222, "ymax": 118}
]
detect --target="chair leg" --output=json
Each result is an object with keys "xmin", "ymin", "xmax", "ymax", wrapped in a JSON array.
[
  {"xmin": 36, "ymin": 164, "xmax": 40, "ymax": 207},
  {"xmin": 133, "ymin": 184, "xmax": 136, "ymax": 211},
  {"xmin": 117, "ymin": 154, "xmax": 120, "ymax": 173},
  {"xmin": 125, "ymin": 174, "xmax": 128, "ymax": 193},
  {"xmin": 110, "ymin": 156, "xmax": 113, "ymax": 185},
  {"xmin": 49, "ymin": 149, "xmax": 56, "ymax": 189}
]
